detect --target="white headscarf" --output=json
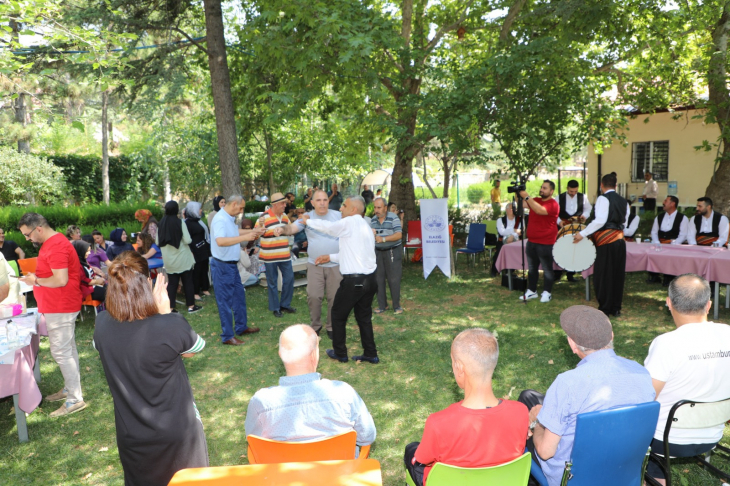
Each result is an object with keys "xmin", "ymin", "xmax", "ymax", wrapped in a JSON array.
[{"xmin": 184, "ymin": 201, "xmax": 210, "ymax": 243}]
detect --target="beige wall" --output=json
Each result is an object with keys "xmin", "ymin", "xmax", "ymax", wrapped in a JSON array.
[{"xmin": 587, "ymin": 109, "xmax": 720, "ymax": 207}]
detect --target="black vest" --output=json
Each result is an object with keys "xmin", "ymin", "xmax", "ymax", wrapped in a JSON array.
[
  {"xmin": 598, "ymin": 191, "xmax": 627, "ymax": 231},
  {"xmin": 558, "ymin": 192, "xmax": 584, "ymax": 221},
  {"xmin": 657, "ymin": 212, "xmax": 685, "ymax": 241},
  {"xmin": 694, "ymin": 212, "xmax": 723, "ymax": 238},
  {"xmin": 500, "ymin": 215, "xmax": 521, "ymax": 231},
  {"xmin": 627, "ymin": 213, "xmax": 637, "ymax": 228}
]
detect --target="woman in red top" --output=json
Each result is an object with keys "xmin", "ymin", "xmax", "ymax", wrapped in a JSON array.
[{"xmin": 71, "ymin": 240, "xmax": 106, "ymax": 303}]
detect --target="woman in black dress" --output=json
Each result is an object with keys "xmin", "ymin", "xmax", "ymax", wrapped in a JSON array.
[
  {"xmin": 183, "ymin": 201, "xmax": 212, "ymax": 300},
  {"xmin": 94, "ymin": 252, "xmax": 208, "ymax": 486}
]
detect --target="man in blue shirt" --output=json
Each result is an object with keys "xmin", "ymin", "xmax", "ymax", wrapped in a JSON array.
[
  {"xmin": 519, "ymin": 305, "xmax": 655, "ymax": 486},
  {"xmin": 210, "ymin": 195, "xmax": 265, "ymax": 345},
  {"xmin": 245, "ymin": 324, "xmax": 376, "ymax": 447}
]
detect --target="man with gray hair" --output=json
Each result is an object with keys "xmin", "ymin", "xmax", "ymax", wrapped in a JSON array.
[
  {"xmin": 244, "ymin": 324, "xmax": 376, "ymax": 447},
  {"xmin": 644, "ymin": 274, "xmax": 730, "ymax": 485},
  {"xmin": 370, "ymin": 197, "xmax": 404, "ymax": 314},
  {"xmin": 519, "ymin": 305, "xmax": 654, "ymax": 486},
  {"xmin": 404, "ymin": 328, "xmax": 529, "ymax": 486},
  {"xmin": 299, "ymin": 196, "xmax": 380, "ymax": 364},
  {"xmin": 210, "ymin": 195, "xmax": 265, "ymax": 345}
]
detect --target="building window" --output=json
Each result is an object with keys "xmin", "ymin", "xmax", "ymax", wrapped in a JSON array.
[{"xmin": 632, "ymin": 141, "xmax": 669, "ymax": 182}]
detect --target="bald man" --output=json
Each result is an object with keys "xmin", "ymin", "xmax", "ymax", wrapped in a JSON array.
[
  {"xmin": 404, "ymin": 329, "xmax": 529, "ymax": 486},
  {"xmin": 244, "ymin": 325, "xmax": 376, "ymax": 447}
]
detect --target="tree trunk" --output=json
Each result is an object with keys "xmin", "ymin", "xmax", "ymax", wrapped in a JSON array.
[
  {"xmin": 421, "ymin": 150, "xmax": 437, "ymax": 198},
  {"xmin": 203, "ymin": 0, "xmax": 242, "ymax": 198},
  {"xmin": 15, "ymin": 93, "xmax": 30, "ymax": 153},
  {"xmin": 264, "ymin": 128, "xmax": 276, "ymax": 193},
  {"xmin": 163, "ymin": 162, "xmax": 172, "ymax": 201},
  {"xmin": 390, "ymin": 141, "xmax": 418, "ymax": 234},
  {"xmin": 101, "ymin": 90, "xmax": 110, "ymax": 205},
  {"xmin": 442, "ymin": 156, "xmax": 452, "ymax": 199},
  {"xmin": 706, "ymin": 4, "xmax": 730, "ymax": 215}
]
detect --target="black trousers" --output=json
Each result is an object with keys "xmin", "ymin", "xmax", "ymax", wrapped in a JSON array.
[
  {"xmin": 404, "ymin": 442, "xmax": 425, "ymax": 486},
  {"xmin": 331, "ymin": 272, "xmax": 378, "ymax": 358},
  {"xmin": 644, "ymin": 198, "xmax": 657, "ymax": 212},
  {"xmin": 192, "ymin": 258, "xmax": 210, "ymax": 295},
  {"xmin": 168, "ymin": 268, "xmax": 196, "ymax": 309},
  {"xmin": 526, "ymin": 241, "xmax": 555, "ymax": 294},
  {"xmin": 594, "ymin": 239, "xmax": 626, "ymax": 315},
  {"xmin": 91, "ymin": 286, "xmax": 106, "ymax": 302},
  {"xmin": 518, "ymin": 389, "xmax": 547, "ymax": 485}
]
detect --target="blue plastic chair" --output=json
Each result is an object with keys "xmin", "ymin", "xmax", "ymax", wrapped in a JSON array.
[
  {"xmin": 456, "ymin": 223, "xmax": 487, "ymax": 270},
  {"xmin": 529, "ymin": 401, "xmax": 660, "ymax": 486}
]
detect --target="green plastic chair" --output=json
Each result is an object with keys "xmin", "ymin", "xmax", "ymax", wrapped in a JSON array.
[
  {"xmin": 405, "ymin": 452, "xmax": 531, "ymax": 486},
  {"xmin": 7, "ymin": 259, "xmax": 20, "ymax": 277},
  {"xmin": 484, "ymin": 220, "xmax": 499, "ymax": 261}
]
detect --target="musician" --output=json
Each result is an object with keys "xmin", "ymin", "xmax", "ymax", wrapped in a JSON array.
[
  {"xmin": 687, "ymin": 197, "xmax": 729, "ymax": 247},
  {"xmin": 624, "ymin": 206, "xmax": 640, "ymax": 241},
  {"xmin": 491, "ymin": 202, "xmax": 527, "ymax": 276},
  {"xmin": 555, "ymin": 180, "xmax": 592, "ymax": 282},
  {"xmin": 574, "ymin": 173, "xmax": 628, "ymax": 317},
  {"xmin": 647, "ymin": 196, "xmax": 688, "ymax": 286}
]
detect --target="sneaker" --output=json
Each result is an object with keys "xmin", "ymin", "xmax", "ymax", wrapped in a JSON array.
[
  {"xmin": 188, "ymin": 305, "xmax": 202, "ymax": 314},
  {"xmin": 373, "ymin": 308, "xmax": 388, "ymax": 314},
  {"xmin": 519, "ymin": 290, "xmax": 538, "ymax": 301},
  {"xmin": 45, "ymin": 389, "xmax": 67, "ymax": 402},
  {"xmin": 50, "ymin": 400, "xmax": 87, "ymax": 418},
  {"xmin": 540, "ymin": 291, "xmax": 552, "ymax": 303},
  {"xmin": 394, "ymin": 308, "xmax": 404, "ymax": 315}
]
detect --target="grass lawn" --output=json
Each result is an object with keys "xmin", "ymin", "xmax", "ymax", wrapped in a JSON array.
[{"xmin": 1, "ymin": 262, "xmax": 730, "ymax": 485}]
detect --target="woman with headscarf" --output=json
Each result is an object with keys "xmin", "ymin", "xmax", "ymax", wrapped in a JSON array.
[
  {"xmin": 206, "ymin": 196, "xmax": 226, "ymax": 229},
  {"xmin": 71, "ymin": 240, "xmax": 107, "ymax": 303},
  {"xmin": 106, "ymin": 228, "xmax": 135, "ymax": 261},
  {"xmin": 158, "ymin": 201, "xmax": 201, "ymax": 314},
  {"xmin": 183, "ymin": 202, "xmax": 211, "ymax": 300},
  {"xmin": 135, "ymin": 209, "xmax": 153, "ymax": 227}
]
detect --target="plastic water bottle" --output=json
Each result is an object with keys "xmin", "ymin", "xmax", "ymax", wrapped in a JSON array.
[{"xmin": 6, "ymin": 320, "xmax": 18, "ymax": 348}]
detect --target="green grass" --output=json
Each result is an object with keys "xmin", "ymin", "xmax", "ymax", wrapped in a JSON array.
[{"xmin": 1, "ymin": 264, "xmax": 730, "ymax": 485}]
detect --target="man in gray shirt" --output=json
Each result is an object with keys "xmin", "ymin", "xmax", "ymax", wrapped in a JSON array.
[
  {"xmin": 370, "ymin": 197, "xmax": 404, "ymax": 314},
  {"xmin": 245, "ymin": 324, "xmax": 376, "ymax": 447},
  {"xmin": 277, "ymin": 190, "xmax": 342, "ymax": 339}
]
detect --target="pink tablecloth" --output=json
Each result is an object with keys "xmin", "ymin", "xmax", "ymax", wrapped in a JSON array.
[{"xmin": 0, "ymin": 334, "xmax": 41, "ymax": 413}]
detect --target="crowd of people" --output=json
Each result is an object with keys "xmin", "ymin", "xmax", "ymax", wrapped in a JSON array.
[{"xmin": 1, "ymin": 178, "xmax": 728, "ymax": 486}]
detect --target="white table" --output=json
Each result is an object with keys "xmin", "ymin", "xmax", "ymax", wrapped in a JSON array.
[{"xmin": 258, "ymin": 257, "xmax": 309, "ymax": 290}]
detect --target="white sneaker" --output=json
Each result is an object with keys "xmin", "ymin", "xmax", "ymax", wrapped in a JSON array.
[
  {"xmin": 541, "ymin": 291, "xmax": 552, "ymax": 303},
  {"xmin": 519, "ymin": 290, "xmax": 538, "ymax": 301}
]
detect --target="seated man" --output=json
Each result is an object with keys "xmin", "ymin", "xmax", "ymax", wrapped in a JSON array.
[
  {"xmin": 244, "ymin": 324, "xmax": 375, "ymax": 448},
  {"xmin": 644, "ymin": 274, "xmax": 730, "ymax": 485},
  {"xmin": 520, "ymin": 305, "xmax": 655, "ymax": 486},
  {"xmin": 404, "ymin": 328, "xmax": 529, "ymax": 486}
]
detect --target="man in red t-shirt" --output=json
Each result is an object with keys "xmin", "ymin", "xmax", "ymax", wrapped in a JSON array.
[
  {"xmin": 518, "ymin": 181, "xmax": 559, "ymax": 303},
  {"xmin": 404, "ymin": 329, "xmax": 529, "ymax": 485},
  {"xmin": 18, "ymin": 213, "xmax": 85, "ymax": 418}
]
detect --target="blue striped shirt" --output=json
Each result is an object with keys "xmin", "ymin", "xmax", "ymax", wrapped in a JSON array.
[{"xmin": 370, "ymin": 212, "xmax": 402, "ymax": 250}]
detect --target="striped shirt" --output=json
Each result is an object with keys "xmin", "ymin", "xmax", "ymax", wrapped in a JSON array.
[
  {"xmin": 370, "ymin": 212, "xmax": 402, "ymax": 250},
  {"xmin": 256, "ymin": 210, "xmax": 292, "ymax": 262}
]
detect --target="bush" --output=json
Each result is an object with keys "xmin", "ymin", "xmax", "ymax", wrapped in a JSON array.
[
  {"xmin": 466, "ymin": 185, "xmax": 485, "ymax": 204},
  {"xmin": 0, "ymin": 147, "xmax": 67, "ymax": 205}
]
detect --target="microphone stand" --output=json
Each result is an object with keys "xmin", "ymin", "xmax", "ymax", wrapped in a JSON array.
[{"xmin": 515, "ymin": 193, "xmax": 527, "ymax": 304}]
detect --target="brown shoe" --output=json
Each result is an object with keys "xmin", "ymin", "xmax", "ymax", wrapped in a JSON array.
[
  {"xmin": 45, "ymin": 389, "xmax": 68, "ymax": 402},
  {"xmin": 50, "ymin": 401, "xmax": 87, "ymax": 418},
  {"xmin": 237, "ymin": 326, "xmax": 260, "ymax": 335},
  {"xmin": 222, "ymin": 337, "xmax": 245, "ymax": 346}
]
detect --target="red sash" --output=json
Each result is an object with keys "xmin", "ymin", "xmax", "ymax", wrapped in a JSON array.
[{"xmin": 591, "ymin": 229, "xmax": 624, "ymax": 247}]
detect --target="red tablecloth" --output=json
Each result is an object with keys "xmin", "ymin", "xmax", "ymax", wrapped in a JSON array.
[{"xmin": 0, "ymin": 334, "xmax": 41, "ymax": 413}]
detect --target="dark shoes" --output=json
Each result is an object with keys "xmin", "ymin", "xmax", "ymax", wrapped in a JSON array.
[
  {"xmin": 237, "ymin": 326, "xmax": 260, "ymax": 336},
  {"xmin": 326, "ymin": 349, "xmax": 348, "ymax": 363},
  {"xmin": 280, "ymin": 307, "xmax": 297, "ymax": 314},
  {"xmin": 646, "ymin": 276, "xmax": 661, "ymax": 284},
  {"xmin": 223, "ymin": 337, "xmax": 245, "ymax": 346},
  {"xmin": 353, "ymin": 355, "xmax": 380, "ymax": 364},
  {"xmin": 188, "ymin": 305, "xmax": 202, "ymax": 314},
  {"xmin": 566, "ymin": 275, "xmax": 577, "ymax": 283},
  {"xmin": 273, "ymin": 310, "xmax": 283, "ymax": 318}
]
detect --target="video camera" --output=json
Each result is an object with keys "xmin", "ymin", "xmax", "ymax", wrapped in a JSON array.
[{"xmin": 507, "ymin": 177, "xmax": 527, "ymax": 195}]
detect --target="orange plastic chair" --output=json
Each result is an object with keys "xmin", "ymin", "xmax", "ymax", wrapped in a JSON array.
[
  {"xmin": 17, "ymin": 257, "xmax": 37, "ymax": 276},
  {"xmin": 80, "ymin": 294, "xmax": 103, "ymax": 321},
  {"xmin": 132, "ymin": 243, "xmax": 139, "ymax": 251},
  {"xmin": 247, "ymin": 431, "xmax": 371, "ymax": 465}
]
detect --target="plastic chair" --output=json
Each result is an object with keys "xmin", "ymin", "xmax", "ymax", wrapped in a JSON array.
[
  {"xmin": 404, "ymin": 221, "xmax": 422, "ymax": 261},
  {"xmin": 456, "ymin": 223, "xmax": 486, "ymax": 270},
  {"xmin": 18, "ymin": 257, "xmax": 37, "ymax": 275},
  {"xmin": 543, "ymin": 401, "xmax": 659, "ymax": 486},
  {"xmin": 7, "ymin": 259, "xmax": 20, "ymax": 277},
  {"xmin": 80, "ymin": 294, "xmax": 103, "ymax": 321},
  {"xmin": 485, "ymin": 220, "xmax": 499, "ymax": 259},
  {"xmin": 246, "ymin": 431, "xmax": 371, "ymax": 465},
  {"xmin": 405, "ymin": 452, "xmax": 531, "ymax": 486},
  {"xmin": 646, "ymin": 397, "xmax": 730, "ymax": 486}
]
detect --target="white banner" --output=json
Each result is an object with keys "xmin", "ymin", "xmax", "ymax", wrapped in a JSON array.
[{"xmin": 419, "ymin": 198, "xmax": 451, "ymax": 279}]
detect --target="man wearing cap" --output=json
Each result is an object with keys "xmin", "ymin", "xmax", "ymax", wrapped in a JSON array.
[
  {"xmin": 518, "ymin": 305, "xmax": 655, "ymax": 486},
  {"xmin": 255, "ymin": 193, "xmax": 297, "ymax": 318}
]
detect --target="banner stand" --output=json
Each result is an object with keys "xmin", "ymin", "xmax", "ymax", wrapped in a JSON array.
[{"xmin": 419, "ymin": 198, "xmax": 452, "ymax": 279}]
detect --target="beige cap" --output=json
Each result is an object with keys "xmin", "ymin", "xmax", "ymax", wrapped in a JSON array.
[
  {"xmin": 270, "ymin": 192, "xmax": 286, "ymax": 204},
  {"xmin": 560, "ymin": 305, "xmax": 613, "ymax": 350}
]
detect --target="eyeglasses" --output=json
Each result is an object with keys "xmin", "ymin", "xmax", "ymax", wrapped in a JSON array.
[{"xmin": 22, "ymin": 227, "xmax": 38, "ymax": 239}]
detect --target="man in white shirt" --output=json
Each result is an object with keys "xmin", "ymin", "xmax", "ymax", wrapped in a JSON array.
[
  {"xmin": 624, "ymin": 207, "xmax": 640, "ymax": 241},
  {"xmin": 300, "ymin": 196, "xmax": 380, "ymax": 364},
  {"xmin": 647, "ymin": 196, "xmax": 689, "ymax": 286},
  {"xmin": 644, "ymin": 273, "xmax": 730, "ymax": 485},
  {"xmin": 642, "ymin": 171, "xmax": 659, "ymax": 212},
  {"xmin": 555, "ymin": 180, "xmax": 592, "ymax": 282},
  {"xmin": 687, "ymin": 197, "xmax": 729, "ymax": 247}
]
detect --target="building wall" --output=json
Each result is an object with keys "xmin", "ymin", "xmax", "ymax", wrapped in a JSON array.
[{"xmin": 586, "ymin": 109, "xmax": 720, "ymax": 206}]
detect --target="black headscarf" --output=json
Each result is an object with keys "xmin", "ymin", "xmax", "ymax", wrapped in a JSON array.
[
  {"xmin": 71, "ymin": 240, "xmax": 90, "ymax": 265},
  {"xmin": 212, "ymin": 196, "xmax": 225, "ymax": 212},
  {"xmin": 158, "ymin": 201, "xmax": 183, "ymax": 249}
]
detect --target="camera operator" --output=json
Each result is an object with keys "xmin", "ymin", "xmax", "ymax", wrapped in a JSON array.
[{"xmin": 517, "ymin": 180, "xmax": 559, "ymax": 303}]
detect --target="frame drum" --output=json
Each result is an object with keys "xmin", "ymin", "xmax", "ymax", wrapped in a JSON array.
[
  {"xmin": 557, "ymin": 222, "xmax": 586, "ymax": 239},
  {"xmin": 553, "ymin": 234, "xmax": 596, "ymax": 273}
]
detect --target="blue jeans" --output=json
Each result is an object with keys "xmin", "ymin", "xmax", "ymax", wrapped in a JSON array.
[
  {"xmin": 264, "ymin": 260, "xmax": 294, "ymax": 311},
  {"xmin": 243, "ymin": 274, "xmax": 259, "ymax": 287},
  {"xmin": 210, "ymin": 259, "xmax": 248, "ymax": 342}
]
